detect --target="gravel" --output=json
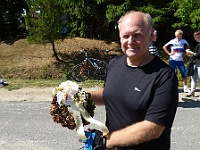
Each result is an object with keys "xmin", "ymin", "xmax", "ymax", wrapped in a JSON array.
[{"xmin": 0, "ymin": 86, "xmax": 101, "ymax": 102}]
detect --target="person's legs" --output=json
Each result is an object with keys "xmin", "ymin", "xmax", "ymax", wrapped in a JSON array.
[
  {"xmin": 187, "ymin": 66, "xmax": 197, "ymax": 97},
  {"xmin": 169, "ymin": 60, "xmax": 177, "ymax": 72},
  {"xmin": 177, "ymin": 61, "xmax": 190, "ymax": 93},
  {"xmin": 195, "ymin": 65, "xmax": 200, "ymax": 101},
  {"xmin": 191, "ymin": 67, "xmax": 198, "ymax": 91}
]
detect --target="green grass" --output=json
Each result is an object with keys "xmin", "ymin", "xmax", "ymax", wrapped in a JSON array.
[
  {"xmin": 4, "ymin": 75, "xmax": 185, "ymax": 91},
  {"xmin": 4, "ymin": 78, "xmax": 104, "ymax": 91}
]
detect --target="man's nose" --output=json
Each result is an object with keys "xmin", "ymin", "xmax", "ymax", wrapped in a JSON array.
[{"xmin": 128, "ymin": 36, "xmax": 136, "ymax": 44}]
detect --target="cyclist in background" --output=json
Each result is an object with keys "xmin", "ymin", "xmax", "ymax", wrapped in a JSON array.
[{"xmin": 163, "ymin": 29, "xmax": 190, "ymax": 93}]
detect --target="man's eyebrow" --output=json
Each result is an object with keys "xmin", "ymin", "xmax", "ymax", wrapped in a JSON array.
[
  {"xmin": 134, "ymin": 31, "xmax": 142, "ymax": 34},
  {"xmin": 194, "ymin": 32, "xmax": 200, "ymax": 36}
]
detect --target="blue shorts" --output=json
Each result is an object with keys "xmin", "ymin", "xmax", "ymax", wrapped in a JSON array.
[{"xmin": 169, "ymin": 60, "xmax": 187, "ymax": 78}]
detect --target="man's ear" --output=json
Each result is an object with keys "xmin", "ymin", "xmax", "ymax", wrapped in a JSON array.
[{"xmin": 149, "ymin": 28, "xmax": 154, "ymax": 42}]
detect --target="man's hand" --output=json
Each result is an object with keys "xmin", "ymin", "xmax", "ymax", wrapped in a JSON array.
[
  {"xmin": 186, "ymin": 49, "xmax": 195, "ymax": 55},
  {"xmin": 169, "ymin": 52, "xmax": 175, "ymax": 56},
  {"xmin": 83, "ymin": 129, "xmax": 107, "ymax": 150}
]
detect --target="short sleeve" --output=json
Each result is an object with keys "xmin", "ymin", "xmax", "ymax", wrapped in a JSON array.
[{"xmin": 145, "ymin": 71, "xmax": 178, "ymax": 127}]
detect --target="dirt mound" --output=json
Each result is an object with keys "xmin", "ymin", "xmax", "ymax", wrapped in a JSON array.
[{"xmin": 0, "ymin": 37, "xmax": 121, "ymax": 79}]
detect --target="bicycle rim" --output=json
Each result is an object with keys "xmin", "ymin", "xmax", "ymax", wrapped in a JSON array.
[{"xmin": 71, "ymin": 63, "xmax": 89, "ymax": 82}]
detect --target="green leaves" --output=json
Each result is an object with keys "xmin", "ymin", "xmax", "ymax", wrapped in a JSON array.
[
  {"xmin": 25, "ymin": 0, "xmax": 68, "ymax": 44},
  {"xmin": 106, "ymin": 0, "xmax": 130, "ymax": 22},
  {"xmin": 171, "ymin": 0, "xmax": 200, "ymax": 29}
]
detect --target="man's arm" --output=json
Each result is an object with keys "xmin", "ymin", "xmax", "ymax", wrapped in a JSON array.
[
  {"xmin": 183, "ymin": 44, "xmax": 190, "ymax": 57},
  {"xmin": 90, "ymin": 88, "xmax": 105, "ymax": 105},
  {"xmin": 163, "ymin": 45, "xmax": 174, "ymax": 56},
  {"xmin": 106, "ymin": 120, "xmax": 165, "ymax": 148}
]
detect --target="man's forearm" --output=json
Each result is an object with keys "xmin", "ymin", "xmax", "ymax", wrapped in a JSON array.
[
  {"xmin": 106, "ymin": 120, "xmax": 165, "ymax": 148},
  {"xmin": 90, "ymin": 88, "xmax": 105, "ymax": 105},
  {"xmin": 163, "ymin": 46, "xmax": 170, "ymax": 55}
]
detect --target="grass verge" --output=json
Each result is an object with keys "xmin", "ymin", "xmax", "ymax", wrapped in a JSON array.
[{"xmin": 3, "ymin": 79, "xmax": 104, "ymax": 91}]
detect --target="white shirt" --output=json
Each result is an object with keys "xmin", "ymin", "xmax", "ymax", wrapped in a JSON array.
[{"xmin": 165, "ymin": 38, "xmax": 189, "ymax": 61}]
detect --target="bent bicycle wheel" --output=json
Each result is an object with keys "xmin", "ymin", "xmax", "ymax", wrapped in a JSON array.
[{"xmin": 70, "ymin": 63, "xmax": 90, "ymax": 82}]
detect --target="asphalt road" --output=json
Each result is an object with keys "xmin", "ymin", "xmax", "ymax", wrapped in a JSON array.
[{"xmin": 0, "ymin": 101, "xmax": 200, "ymax": 150}]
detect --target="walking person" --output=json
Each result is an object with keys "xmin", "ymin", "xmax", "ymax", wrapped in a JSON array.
[
  {"xmin": 149, "ymin": 29, "xmax": 160, "ymax": 57},
  {"xmin": 163, "ymin": 29, "xmax": 190, "ymax": 93},
  {"xmin": 89, "ymin": 11, "xmax": 178, "ymax": 150},
  {"xmin": 186, "ymin": 31, "xmax": 200, "ymax": 101}
]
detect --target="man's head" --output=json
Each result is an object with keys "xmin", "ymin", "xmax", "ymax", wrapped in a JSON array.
[
  {"xmin": 117, "ymin": 11, "xmax": 154, "ymax": 65},
  {"xmin": 193, "ymin": 31, "xmax": 200, "ymax": 42},
  {"xmin": 152, "ymin": 29, "xmax": 158, "ymax": 42},
  {"xmin": 118, "ymin": 11, "xmax": 153, "ymax": 36},
  {"xmin": 175, "ymin": 29, "xmax": 183, "ymax": 41}
]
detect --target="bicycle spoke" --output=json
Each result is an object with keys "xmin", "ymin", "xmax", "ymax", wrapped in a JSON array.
[{"xmin": 70, "ymin": 63, "xmax": 89, "ymax": 82}]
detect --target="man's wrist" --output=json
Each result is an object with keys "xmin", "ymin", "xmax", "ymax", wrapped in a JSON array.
[
  {"xmin": 93, "ymin": 136, "xmax": 107, "ymax": 150},
  {"xmin": 102, "ymin": 136, "xmax": 107, "ymax": 148}
]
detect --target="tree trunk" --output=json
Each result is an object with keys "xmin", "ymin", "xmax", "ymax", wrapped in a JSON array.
[{"xmin": 51, "ymin": 41, "xmax": 61, "ymax": 61}]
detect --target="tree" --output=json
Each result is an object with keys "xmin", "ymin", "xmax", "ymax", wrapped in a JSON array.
[
  {"xmin": 24, "ymin": 0, "xmax": 198, "ymax": 56},
  {"xmin": 130, "ymin": 0, "xmax": 176, "ymax": 42},
  {"xmin": 64, "ymin": 0, "xmax": 131, "ymax": 40},
  {"xmin": 0, "ymin": 0, "xmax": 27, "ymax": 40},
  {"xmin": 170, "ymin": 0, "xmax": 200, "ymax": 30},
  {"xmin": 25, "ymin": 0, "xmax": 68, "ymax": 61}
]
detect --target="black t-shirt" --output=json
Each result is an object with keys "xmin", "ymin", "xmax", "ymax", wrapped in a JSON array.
[
  {"xmin": 194, "ymin": 43, "xmax": 200, "ymax": 64},
  {"xmin": 103, "ymin": 55, "xmax": 178, "ymax": 150}
]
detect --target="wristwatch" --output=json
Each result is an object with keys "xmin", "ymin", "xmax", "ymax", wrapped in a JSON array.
[{"xmin": 93, "ymin": 136, "xmax": 107, "ymax": 150}]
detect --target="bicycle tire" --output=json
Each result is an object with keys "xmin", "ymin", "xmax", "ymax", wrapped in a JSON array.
[
  {"xmin": 97, "ymin": 60, "xmax": 108, "ymax": 75},
  {"xmin": 70, "ymin": 63, "xmax": 90, "ymax": 82}
]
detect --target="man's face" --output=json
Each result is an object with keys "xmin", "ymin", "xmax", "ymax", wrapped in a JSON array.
[
  {"xmin": 194, "ymin": 34, "xmax": 200, "ymax": 42},
  {"xmin": 119, "ymin": 14, "xmax": 152, "ymax": 60},
  {"xmin": 175, "ymin": 33, "xmax": 182, "ymax": 41},
  {"xmin": 153, "ymin": 34, "xmax": 158, "ymax": 42}
]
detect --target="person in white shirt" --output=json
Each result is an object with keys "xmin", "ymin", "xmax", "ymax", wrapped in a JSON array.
[{"xmin": 163, "ymin": 29, "xmax": 190, "ymax": 93}]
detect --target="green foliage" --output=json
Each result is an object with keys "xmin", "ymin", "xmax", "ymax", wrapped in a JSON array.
[
  {"xmin": 63, "ymin": 71, "xmax": 71, "ymax": 80},
  {"xmin": 2, "ymin": 0, "xmax": 199, "ymax": 42},
  {"xmin": 0, "ymin": 0, "xmax": 27, "ymax": 40},
  {"xmin": 106, "ymin": 0, "xmax": 130, "ymax": 22},
  {"xmin": 170, "ymin": 0, "xmax": 200, "ymax": 29},
  {"xmin": 25, "ymin": 0, "xmax": 68, "ymax": 44},
  {"xmin": 138, "ymin": 4, "xmax": 167, "ymax": 28},
  {"xmin": 65, "ymin": 0, "xmax": 102, "ymax": 38}
]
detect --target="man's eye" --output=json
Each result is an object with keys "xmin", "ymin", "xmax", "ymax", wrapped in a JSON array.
[
  {"xmin": 134, "ymin": 34, "xmax": 142, "ymax": 38},
  {"xmin": 122, "ymin": 35, "xmax": 129, "ymax": 39},
  {"xmin": 122, "ymin": 34, "xmax": 141, "ymax": 40}
]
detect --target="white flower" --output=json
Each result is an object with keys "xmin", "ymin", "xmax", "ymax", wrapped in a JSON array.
[
  {"xmin": 55, "ymin": 80, "xmax": 79, "ymax": 106},
  {"xmin": 52, "ymin": 87, "xmax": 59, "ymax": 97}
]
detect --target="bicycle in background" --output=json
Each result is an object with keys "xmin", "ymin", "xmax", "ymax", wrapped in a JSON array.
[{"xmin": 70, "ymin": 48, "xmax": 117, "ymax": 82}]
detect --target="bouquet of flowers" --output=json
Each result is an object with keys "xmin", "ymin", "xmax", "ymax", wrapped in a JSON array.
[{"xmin": 49, "ymin": 80, "xmax": 108, "ymax": 140}]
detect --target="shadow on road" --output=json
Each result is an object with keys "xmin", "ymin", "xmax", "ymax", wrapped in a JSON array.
[{"xmin": 178, "ymin": 101, "xmax": 200, "ymax": 108}]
